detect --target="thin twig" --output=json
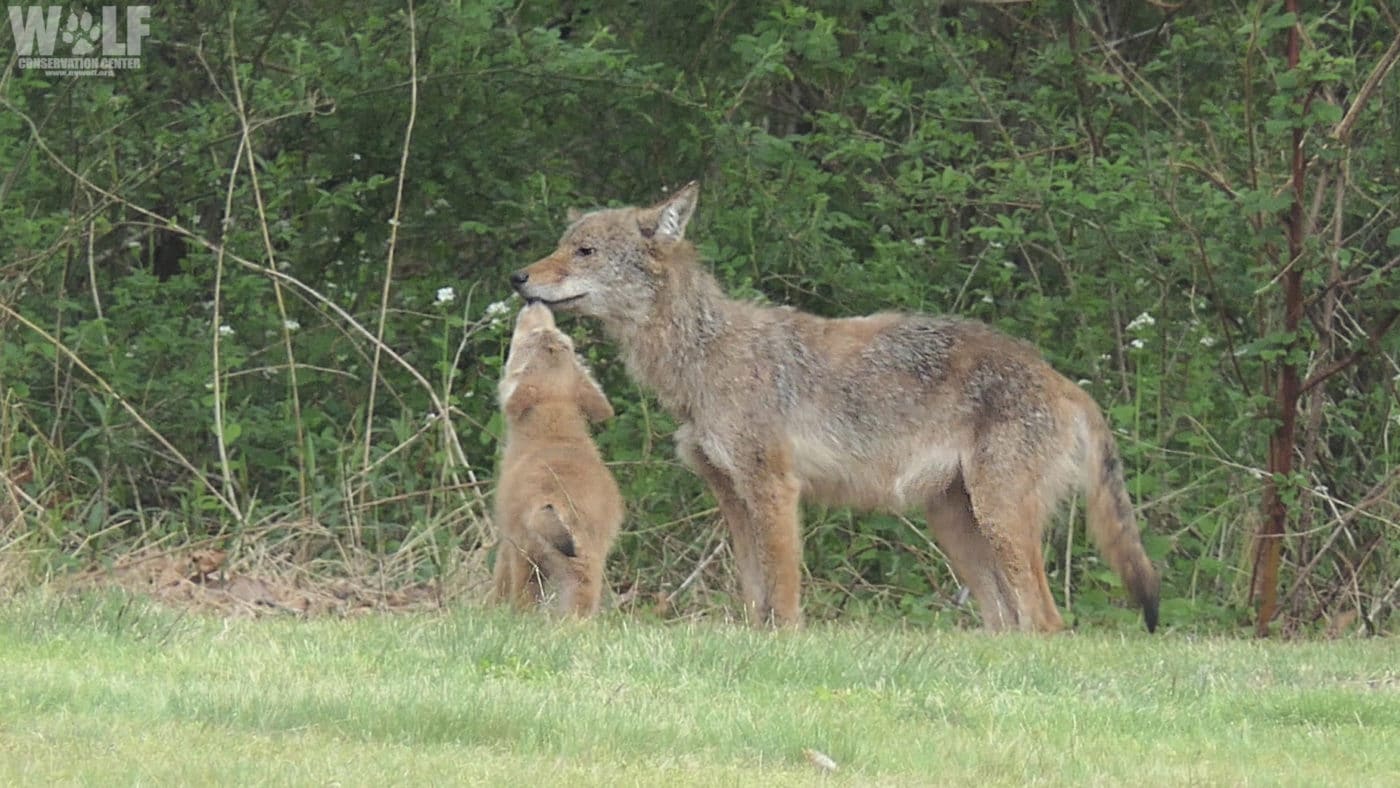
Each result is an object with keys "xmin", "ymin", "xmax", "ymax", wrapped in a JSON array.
[
  {"xmin": 208, "ymin": 129, "xmax": 248, "ymax": 526},
  {"xmin": 666, "ymin": 538, "xmax": 727, "ymax": 606},
  {"xmin": 360, "ymin": 0, "xmax": 420, "ymax": 541},
  {"xmin": 226, "ymin": 20, "xmax": 311, "ymax": 516},
  {"xmin": 1332, "ymin": 31, "xmax": 1400, "ymax": 144}
]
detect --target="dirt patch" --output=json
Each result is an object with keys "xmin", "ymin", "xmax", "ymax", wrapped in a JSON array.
[{"xmin": 50, "ymin": 542, "xmax": 493, "ymax": 618}]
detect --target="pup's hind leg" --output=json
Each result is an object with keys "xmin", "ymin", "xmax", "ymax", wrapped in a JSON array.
[
  {"xmin": 492, "ymin": 542, "xmax": 544, "ymax": 610},
  {"xmin": 924, "ymin": 477, "xmax": 1017, "ymax": 631},
  {"xmin": 557, "ymin": 558, "xmax": 603, "ymax": 618},
  {"xmin": 492, "ymin": 542, "xmax": 521, "ymax": 605}
]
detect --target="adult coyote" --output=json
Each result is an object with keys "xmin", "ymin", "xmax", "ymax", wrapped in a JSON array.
[
  {"xmin": 511, "ymin": 183, "xmax": 1158, "ymax": 632},
  {"xmin": 492, "ymin": 302, "xmax": 622, "ymax": 617}
]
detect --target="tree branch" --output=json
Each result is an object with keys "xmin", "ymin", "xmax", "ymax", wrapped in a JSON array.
[{"xmin": 1298, "ymin": 308, "xmax": 1400, "ymax": 396}]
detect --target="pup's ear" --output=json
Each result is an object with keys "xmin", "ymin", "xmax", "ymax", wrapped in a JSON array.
[
  {"xmin": 637, "ymin": 181, "xmax": 698, "ymax": 241},
  {"xmin": 504, "ymin": 384, "xmax": 538, "ymax": 421},
  {"xmin": 575, "ymin": 366, "xmax": 614, "ymax": 423}
]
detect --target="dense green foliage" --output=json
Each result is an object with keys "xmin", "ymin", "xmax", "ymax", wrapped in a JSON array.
[
  {"xmin": 2, "ymin": 2, "xmax": 1397, "ymax": 633},
  {"xmin": 4, "ymin": 591, "xmax": 1399, "ymax": 783}
]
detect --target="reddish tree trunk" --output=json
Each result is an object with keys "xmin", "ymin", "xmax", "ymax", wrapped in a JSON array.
[{"xmin": 1251, "ymin": 0, "xmax": 1304, "ymax": 636}]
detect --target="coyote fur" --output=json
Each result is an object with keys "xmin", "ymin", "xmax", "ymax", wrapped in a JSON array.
[
  {"xmin": 511, "ymin": 183, "xmax": 1159, "ymax": 633},
  {"xmin": 492, "ymin": 302, "xmax": 623, "ymax": 617}
]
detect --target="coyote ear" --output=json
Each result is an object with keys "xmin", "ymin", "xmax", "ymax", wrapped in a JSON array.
[
  {"xmin": 576, "ymin": 367, "xmax": 614, "ymax": 423},
  {"xmin": 566, "ymin": 207, "xmax": 584, "ymax": 224},
  {"xmin": 638, "ymin": 181, "xmax": 698, "ymax": 241}
]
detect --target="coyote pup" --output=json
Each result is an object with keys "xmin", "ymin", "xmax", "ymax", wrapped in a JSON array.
[
  {"xmin": 511, "ymin": 183, "xmax": 1158, "ymax": 633},
  {"xmin": 493, "ymin": 302, "xmax": 622, "ymax": 617}
]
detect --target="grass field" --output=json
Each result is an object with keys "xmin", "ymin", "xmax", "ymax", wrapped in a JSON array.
[{"xmin": 1, "ymin": 591, "xmax": 1396, "ymax": 786}]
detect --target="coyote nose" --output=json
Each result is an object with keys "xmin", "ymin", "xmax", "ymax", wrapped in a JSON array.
[{"xmin": 509, "ymin": 270, "xmax": 529, "ymax": 290}]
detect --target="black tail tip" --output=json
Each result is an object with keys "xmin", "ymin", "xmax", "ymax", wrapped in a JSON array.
[
  {"xmin": 537, "ymin": 504, "xmax": 578, "ymax": 558},
  {"xmin": 551, "ymin": 532, "xmax": 578, "ymax": 558},
  {"xmin": 1142, "ymin": 590, "xmax": 1160, "ymax": 633}
]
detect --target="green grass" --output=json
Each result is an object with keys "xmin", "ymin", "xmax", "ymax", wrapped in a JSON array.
[{"xmin": 1, "ymin": 592, "xmax": 1397, "ymax": 786}]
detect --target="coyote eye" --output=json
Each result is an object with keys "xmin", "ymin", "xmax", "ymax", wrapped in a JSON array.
[{"xmin": 575, "ymin": 246, "xmax": 594, "ymax": 258}]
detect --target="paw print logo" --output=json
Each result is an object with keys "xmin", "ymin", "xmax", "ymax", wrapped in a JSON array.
[{"xmin": 61, "ymin": 10, "xmax": 100, "ymax": 56}]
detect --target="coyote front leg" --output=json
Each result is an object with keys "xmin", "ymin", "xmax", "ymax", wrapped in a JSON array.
[
  {"xmin": 679, "ymin": 434, "xmax": 803, "ymax": 626},
  {"xmin": 738, "ymin": 467, "xmax": 803, "ymax": 627}
]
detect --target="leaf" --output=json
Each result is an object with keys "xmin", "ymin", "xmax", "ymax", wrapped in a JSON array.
[{"xmin": 221, "ymin": 422, "xmax": 242, "ymax": 445}]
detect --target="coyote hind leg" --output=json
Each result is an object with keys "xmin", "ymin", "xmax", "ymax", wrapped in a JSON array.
[
  {"xmin": 962, "ymin": 475, "xmax": 1064, "ymax": 633},
  {"xmin": 925, "ymin": 477, "xmax": 1018, "ymax": 631}
]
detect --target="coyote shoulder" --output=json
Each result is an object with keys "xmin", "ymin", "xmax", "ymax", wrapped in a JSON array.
[
  {"xmin": 492, "ymin": 302, "xmax": 622, "ymax": 618},
  {"xmin": 511, "ymin": 183, "xmax": 1159, "ymax": 632}
]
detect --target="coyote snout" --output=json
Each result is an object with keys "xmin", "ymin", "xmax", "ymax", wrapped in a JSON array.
[
  {"xmin": 492, "ymin": 302, "xmax": 622, "ymax": 617},
  {"xmin": 517, "ymin": 182, "xmax": 1160, "ymax": 633}
]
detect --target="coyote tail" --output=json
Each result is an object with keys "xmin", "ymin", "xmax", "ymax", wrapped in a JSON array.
[{"xmin": 1079, "ymin": 397, "xmax": 1160, "ymax": 632}]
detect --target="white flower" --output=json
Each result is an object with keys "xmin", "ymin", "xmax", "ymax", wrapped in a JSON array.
[
  {"xmin": 218, "ymin": 324, "xmax": 235, "ymax": 337},
  {"xmin": 352, "ymin": 153, "xmax": 362, "ymax": 161},
  {"xmin": 486, "ymin": 299, "xmax": 512, "ymax": 328},
  {"xmin": 387, "ymin": 218, "xmax": 400, "ymax": 227},
  {"xmin": 980, "ymin": 294, "xmax": 994, "ymax": 305},
  {"xmin": 912, "ymin": 237, "xmax": 927, "ymax": 248},
  {"xmin": 1126, "ymin": 312, "xmax": 1155, "ymax": 332},
  {"xmin": 1130, "ymin": 338, "xmax": 1146, "ymax": 350},
  {"xmin": 1199, "ymin": 335, "xmax": 1217, "ymax": 348},
  {"xmin": 283, "ymin": 319, "xmax": 300, "ymax": 332},
  {"xmin": 436, "ymin": 286, "xmax": 455, "ymax": 305}
]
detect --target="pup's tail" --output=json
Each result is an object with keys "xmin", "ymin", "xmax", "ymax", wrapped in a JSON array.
[
  {"xmin": 530, "ymin": 504, "xmax": 577, "ymax": 559},
  {"xmin": 1077, "ymin": 394, "xmax": 1160, "ymax": 632}
]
